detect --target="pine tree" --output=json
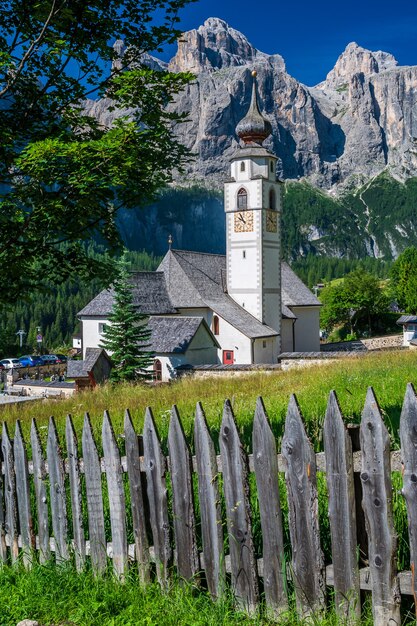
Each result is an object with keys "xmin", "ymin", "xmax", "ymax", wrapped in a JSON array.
[{"xmin": 100, "ymin": 261, "xmax": 154, "ymax": 382}]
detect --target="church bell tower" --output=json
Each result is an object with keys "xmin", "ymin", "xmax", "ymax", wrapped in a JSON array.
[{"xmin": 224, "ymin": 71, "xmax": 282, "ymax": 342}]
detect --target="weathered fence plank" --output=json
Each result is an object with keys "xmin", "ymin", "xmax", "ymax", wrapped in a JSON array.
[
  {"xmin": 282, "ymin": 394, "xmax": 325, "ymax": 617},
  {"xmin": 220, "ymin": 400, "xmax": 259, "ymax": 614},
  {"xmin": 168, "ymin": 405, "xmax": 199, "ymax": 583},
  {"xmin": 47, "ymin": 416, "xmax": 69, "ymax": 562},
  {"xmin": 323, "ymin": 391, "xmax": 359, "ymax": 622},
  {"xmin": 0, "ymin": 444, "xmax": 7, "ymax": 562},
  {"xmin": 124, "ymin": 409, "xmax": 150, "ymax": 584},
  {"xmin": 2, "ymin": 423, "xmax": 18, "ymax": 561},
  {"xmin": 14, "ymin": 421, "xmax": 35, "ymax": 567},
  {"xmin": 360, "ymin": 387, "xmax": 401, "ymax": 626},
  {"xmin": 399, "ymin": 383, "xmax": 417, "ymax": 615},
  {"xmin": 65, "ymin": 414, "xmax": 85, "ymax": 571},
  {"xmin": 102, "ymin": 411, "xmax": 128, "ymax": 578},
  {"xmin": 252, "ymin": 397, "xmax": 288, "ymax": 617},
  {"xmin": 30, "ymin": 419, "xmax": 50, "ymax": 562},
  {"xmin": 143, "ymin": 407, "xmax": 171, "ymax": 586},
  {"xmin": 82, "ymin": 412, "xmax": 107, "ymax": 574},
  {"xmin": 194, "ymin": 402, "xmax": 225, "ymax": 600}
]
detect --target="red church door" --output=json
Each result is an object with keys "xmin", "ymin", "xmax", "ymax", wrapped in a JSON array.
[{"xmin": 223, "ymin": 350, "xmax": 234, "ymax": 365}]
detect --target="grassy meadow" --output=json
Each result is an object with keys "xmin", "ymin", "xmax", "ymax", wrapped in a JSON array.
[
  {"xmin": 1, "ymin": 349, "xmax": 416, "ymax": 625},
  {"xmin": 1, "ymin": 349, "xmax": 416, "ymax": 450}
]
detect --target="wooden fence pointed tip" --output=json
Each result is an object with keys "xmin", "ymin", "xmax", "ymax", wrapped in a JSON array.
[{"xmin": 405, "ymin": 382, "xmax": 417, "ymax": 402}]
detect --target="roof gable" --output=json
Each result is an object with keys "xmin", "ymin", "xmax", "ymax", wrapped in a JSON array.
[{"xmin": 147, "ymin": 316, "xmax": 219, "ymax": 353}]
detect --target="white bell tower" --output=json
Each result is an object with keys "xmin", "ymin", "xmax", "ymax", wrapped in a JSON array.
[{"xmin": 224, "ymin": 71, "xmax": 282, "ymax": 344}]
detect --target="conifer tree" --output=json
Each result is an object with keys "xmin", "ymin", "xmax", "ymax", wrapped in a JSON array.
[{"xmin": 100, "ymin": 260, "xmax": 154, "ymax": 381}]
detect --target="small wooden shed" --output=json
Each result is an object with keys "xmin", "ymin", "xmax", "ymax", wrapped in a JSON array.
[{"xmin": 67, "ymin": 348, "xmax": 112, "ymax": 391}]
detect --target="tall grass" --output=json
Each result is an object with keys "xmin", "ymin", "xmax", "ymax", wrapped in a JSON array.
[
  {"xmin": 0, "ymin": 560, "xmax": 375, "ymax": 626},
  {"xmin": 1, "ymin": 350, "xmax": 416, "ymax": 450}
]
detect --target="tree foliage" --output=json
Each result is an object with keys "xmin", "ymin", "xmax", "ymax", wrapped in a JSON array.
[
  {"xmin": 320, "ymin": 269, "xmax": 389, "ymax": 336},
  {"xmin": 390, "ymin": 247, "xmax": 417, "ymax": 314},
  {"xmin": 0, "ymin": 0, "xmax": 193, "ymax": 302},
  {"xmin": 100, "ymin": 258, "xmax": 154, "ymax": 381}
]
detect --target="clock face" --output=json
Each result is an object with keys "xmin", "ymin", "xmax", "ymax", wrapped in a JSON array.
[
  {"xmin": 234, "ymin": 210, "xmax": 254, "ymax": 233},
  {"xmin": 266, "ymin": 210, "xmax": 278, "ymax": 233}
]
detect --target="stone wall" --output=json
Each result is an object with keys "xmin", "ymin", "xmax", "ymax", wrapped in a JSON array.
[{"xmin": 361, "ymin": 334, "xmax": 403, "ymax": 350}]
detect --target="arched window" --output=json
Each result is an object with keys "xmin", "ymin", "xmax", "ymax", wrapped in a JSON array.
[
  {"xmin": 237, "ymin": 188, "xmax": 248, "ymax": 210},
  {"xmin": 269, "ymin": 188, "xmax": 276, "ymax": 210},
  {"xmin": 240, "ymin": 161, "xmax": 245, "ymax": 172},
  {"xmin": 153, "ymin": 359, "xmax": 162, "ymax": 382},
  {"xmin": 270, "ymin": 160, "xmax": 274, "ymax": 172},
  {"xmin": 213, "ymin": 315, "xmax": 219, "ymax": 336}
]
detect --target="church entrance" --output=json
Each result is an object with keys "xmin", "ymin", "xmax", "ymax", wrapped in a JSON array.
[
  {"xmin": 222, "ymin": 350, "xmax": 234, "ymax": 365},
  {"xmin": 153, "ymin": 359, "xmax": 162, "ymax": 381}
]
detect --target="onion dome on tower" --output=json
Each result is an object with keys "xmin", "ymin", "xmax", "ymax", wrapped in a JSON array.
[{"xmin": 236, "ymin": 71, "xmax": 272, "ymax": 146}]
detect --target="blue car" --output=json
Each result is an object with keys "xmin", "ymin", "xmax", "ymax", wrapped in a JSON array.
[{"xmin": 19, "ymin": 355, "xmax": 44, "ymax": 367}]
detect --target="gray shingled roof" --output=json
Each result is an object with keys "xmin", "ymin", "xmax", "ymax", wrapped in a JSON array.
[
  {"xmin": 78, "ymin": 272, "xmax": 176, "ymax": 317},
  {"xmin": 147, "ymin": 316, "xmax": 219, "ymax": 353},
  {"xmin": 281, "ymin": 262, "xmax": 321, "ymax": 307},
  {"xmin": 397, "ymin": 315, "xmax": 417, "ymax": 325},
  {"xmin": 160, "ymin": 250, "xmax": 278, "ymax": 338},
  {"xmin": 67, "ymin": 348, "xmax": 109, "ymax": 378}
]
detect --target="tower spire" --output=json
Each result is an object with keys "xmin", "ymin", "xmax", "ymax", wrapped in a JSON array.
[{"xmin": 235, "ymin": 70, "xmax": 272, "ymax": 146}]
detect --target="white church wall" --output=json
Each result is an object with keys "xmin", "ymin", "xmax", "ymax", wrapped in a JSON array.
[
  {"xmin": 281, "ymin": 319, "xmax": 294, "ymax": 352},
  {"xmin": 213, "ymin": 315, "xmax": 252, "ymax": 364},
  {"xmin": 253, "ymin": 336, "xmax": 277, "ymax": 364},
  {"xmin": 292, "ymin": 307, "xmax": 321, "ymax": 352},
  {"xmin": 81, "ymin": 316, "xmax": 108, "ymax": 358}
]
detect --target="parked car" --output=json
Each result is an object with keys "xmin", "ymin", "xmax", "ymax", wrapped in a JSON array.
[
  {"xmin": 0, "ymin": 358, "xmax": 23, "ymax": 369},
  {"xmin": 18, "ymin": 355, "xmax": 44, "ymax": 367},
  {"xmin": 40, "ymin": 354, "xmax": 60, "ymax": 365},
  {"xmin": 54, "ymin": 354, "xmax": 68, "ymax": 364}
]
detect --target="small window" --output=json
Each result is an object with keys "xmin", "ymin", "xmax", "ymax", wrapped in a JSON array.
[
  {"xmin": 270, "ymin": 161, "xmax": 274, "ymax": 172},
  {"xmin": 98, "ymin": 323, "xmax": 107, "ymax": 334},
  {"xmin": 237, "ymin": 187, "xmax": 248, "ymax": 210},
  {"xmin": 242, "ymin": 250, "xmax": 246, "ymax": 259},
  {"xmin": 213, "ymin": 315, "xmax": 220, "ymax": 336},
  {"xmin": 240, "ymin": 161, "xmax": 245, "ymax": 172},
  {"xmin": 269, "ymin": 188, "xmax": 276, "ymax": 210},
  {"xmin": 263, "ymin": 340, "xmax": 267, "ymax": 348}
]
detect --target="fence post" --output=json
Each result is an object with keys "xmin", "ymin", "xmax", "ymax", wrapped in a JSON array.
[
  {"xmin": 2, "ymin": 423, "xmax": 18, "ymax": 561},
  {"xmin": 399, "ymin": 383, "xmax": 417, "ymax": 616},
  {"xmin": 220, "ymin": 400, "xmax": 259, "ymax": 615},
  {"xmin": 30, "ymin": 419, "xmax": 50, "ymax": 562},
  {"xmin": 124, "ymin": 409, "xmax": 150, "ymax": 584},
  {"xmin": 65, "ymin": 414, "xmax": 86, "ymax": 571},
  {"xmin": 323, "ymin": 391, "xmax": 360, "ymax": 622},
  {"xmin": 282, "ymin": 394, "xmax": 325, "ymax": 618},
  {"xmin": 14, "ymin": 420, "xmax": 35, "ymax": 567},
  {"xmin": 143, "ymin": 407, "xmax": 171, "ymax": 587},
  {"xmin": 47, "ymin": 416, "xmax": 69, "ymax": 563},
  {"xmin": 168, "ymin": 405, "xmax": 199, "ymax": 583},
  {"xmin": 82, "ymin": 412, "xmax": 107, "ymax": 574},
  {"xmin": 194, "ymin": 402, "xmax": 225, "ymax": 600},
  {"xmin": 360, "ymin": 387, "xmax": 400, "ymax": 625},
  {"xmin": 252, "ymin": 396, "xmax": 288, "ymax": 618}
]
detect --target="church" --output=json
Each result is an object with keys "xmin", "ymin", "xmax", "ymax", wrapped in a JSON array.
[{"xmin": 78, "ymin": 73, "xmax": 321, "ymax": 381}]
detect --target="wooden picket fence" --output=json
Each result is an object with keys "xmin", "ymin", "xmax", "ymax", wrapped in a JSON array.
[{"xmin": 1, "ymin": 384, "xmax": 417, "ymax": 625}]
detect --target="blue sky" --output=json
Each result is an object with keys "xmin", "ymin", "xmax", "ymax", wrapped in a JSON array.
[{"xmin": 161, "ymin": 0, "xmax": 417, "ymax": 85}]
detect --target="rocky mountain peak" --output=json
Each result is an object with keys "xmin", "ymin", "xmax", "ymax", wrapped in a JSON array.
[
  {"xmin": 322, "ymin": 41, "xmax": 398, "ymax": 87},
  {"xmin": 168, "ymin": 17, "xmax": 271, "ymax": 73}
]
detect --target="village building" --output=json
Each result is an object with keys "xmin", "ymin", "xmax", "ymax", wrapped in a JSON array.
[
  {"xmin": 78, "ymin": 73, "xmax": 321, "ymax": 381},
  {"xmin": 396, "ymin": 315, "xmax": 417, "ymax": 347},
  {"xmin": 66, "ymin": 348, "xmax": 112, "ymax": 391}
]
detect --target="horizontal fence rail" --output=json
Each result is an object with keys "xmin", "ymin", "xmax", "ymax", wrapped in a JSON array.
[{"xmin": 1, "ymin": 384, "xmax": 417, "ymax": 624}]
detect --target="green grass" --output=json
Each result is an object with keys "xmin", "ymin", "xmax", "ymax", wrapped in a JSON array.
[
  {"xmin": 1, "ymin": 350, "xmax": 416, "ymax": 624},
  {"xmin": 1, "ymin": 349, "xmax": 416, "ymax": 452},
  {"xmin": 0, "ymin": 561, "xmax": 375, "ymax": 626}
]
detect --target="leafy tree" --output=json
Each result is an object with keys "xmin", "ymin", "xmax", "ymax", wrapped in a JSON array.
[
  {"xmin": 0, "ymin": 0, "xmax": 193, "ymax": 303},
  {"xmin": 391, "ymin": 247, "xmax": 417, "ymax": 314},
  {"xmin": 100, "ymin": 260, "xmax": 154, "ymax": 381},
  {"xmin": 320, "ymin": 269, "xmax": 389, "ymax": 336}
]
